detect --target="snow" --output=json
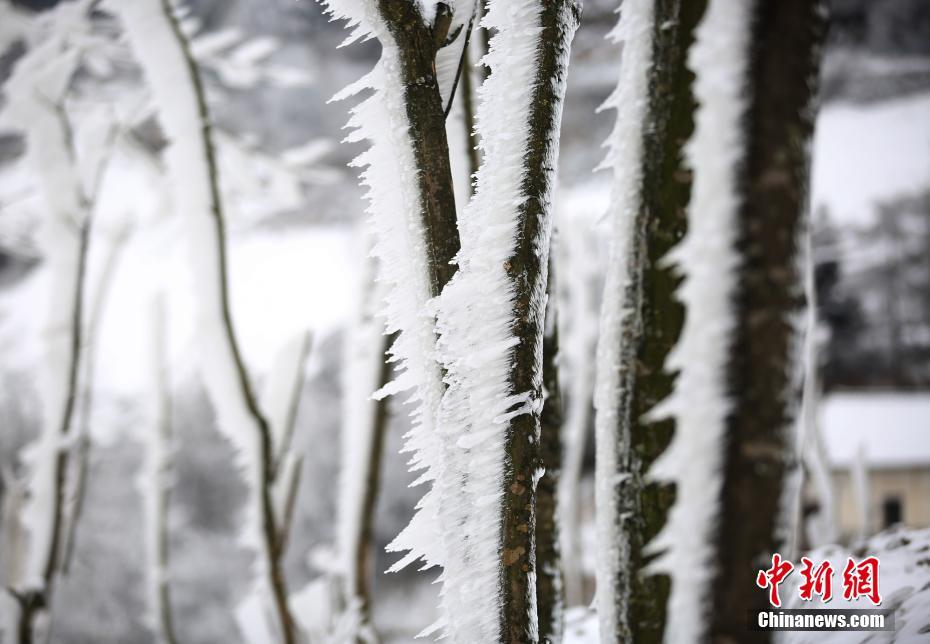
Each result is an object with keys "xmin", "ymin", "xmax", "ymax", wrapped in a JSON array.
[
  {"xmin": 811, "ymin": 93, "xmax": 930, "ymax": 226},
  {"xmin": 641, "ymin": 1, "xmax": 752, "ymax": 642},
  {"xmin": 322, "ymin": 0, "xmax": 453, "ymax": 635},
  {"xmin": 777, "ymin": 527, "xmax": 930, "ymax": 644},
  {"xmin": 417, "ymin": 0, "xmax": 562, "ymax": 638},
  {"xmin": 110, "ymin": 1, "xmax": 293, "ymax": 639},
  {"xmin": 590, "ymin": 0, "xmax": 653, "ymax": 638},
  {"xmin": 2, "ymin": 0, "xmax": 93, "ymax": 591},
  {"xmin": 562, "ymin": 527, "xmax": 930, "ymax": 644},
  {"xmin": 820, "ymin": 394, "xmax": 930, "ymax": 469}
]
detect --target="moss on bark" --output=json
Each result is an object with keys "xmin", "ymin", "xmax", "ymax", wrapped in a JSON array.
[{"xmin": 606, "ymin": 2, "xmax": 705, "ymax": 641}]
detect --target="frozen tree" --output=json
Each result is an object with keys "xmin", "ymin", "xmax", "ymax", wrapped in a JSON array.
[
  {"xmin": 60, "ymin": 223, "xmax": 130, "ymax": 575},
  {"xmin": 698, "ymin": 2, "xmax": 824, "ymax": 640},
  {"xmin": 320, "ymin": 0, "xmax": 466, "ymax": 638},
  {"xmin": 424, "ymin": 1, "xmax": 579, "ymax": 639},
  {"xmin": 594, "ymin": 0, "xmax": 824, "ymax": 641},
  {"xmin": 592, "ymin": 0, "xmax": 704, "ymax": 640},
  {"xmin": 110, "ymin": 1, "xmax": 304, "ymax": 640},
  {"xmin": 591, "ymin": 0, "xmax": 824, "ymax": 641},
  {"xmin": 790, "ymin": 230, "xmax": 837, "ymax": 554},
  {"xmin": 0, "ymin": 2, "xmax": 111, "ymax": 639},
  {"xmin": 326, "ymin": 0, "xmax": 579, "ymax": 640}
]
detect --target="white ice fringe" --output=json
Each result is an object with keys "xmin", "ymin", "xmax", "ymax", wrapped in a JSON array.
[
  {"xmin": 111, "ymin": 0, "xmax": 280, "ymax": 635},
  {"xmin": 591, "ymin": 0, "xmax": 654, "ymax": 640},
  {"xmin": 424, "ymin": 0, "xmax": 553, "ymax": 639},
  {"xmin": 641, "ymin": 1, "xmax": 753, "ymax": 642},
  {"xmin": 321, "ymin": 0, "xmax": 453, "ymax": 634}
]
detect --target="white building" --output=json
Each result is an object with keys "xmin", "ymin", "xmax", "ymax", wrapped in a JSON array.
[{"xmin": 819, "ymin": 393, "xmax": 930, "ymax": 542}]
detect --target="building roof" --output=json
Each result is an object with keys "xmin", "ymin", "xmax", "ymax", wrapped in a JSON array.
[{"xmin": 820, "ymin": 392, "xmax": 930, "ymax": 469}]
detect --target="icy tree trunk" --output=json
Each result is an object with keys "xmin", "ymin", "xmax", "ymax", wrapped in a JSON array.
[
  {"xmin": 112, "ymin": 2, "xmax": 298, "ymax": 642},
  {"xmin": 536, "ymin": 254, "xmax": 564, "ymax": 644},
  {"xmin": 495, "ymin": 3, "xmax": 578, "ymax": 641},
  {"xmin": 377, "ymin": 0, "xmax": 461, "ymax": 295},
  {"xmin": 708, "ymin": 1, "xmax": 824, "ymax": 641},
  {"xmin": 593, "ymin": 1, "xmax": 704, "ymax": 641}
]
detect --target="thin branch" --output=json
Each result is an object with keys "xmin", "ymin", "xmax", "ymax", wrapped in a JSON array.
[
  {"xmin": 277, "ymin": 456, "xmax": 303, "ymax": 556},
  {"xmin": 443, "ymin": 17, "xmax": 476, "ymax": 120},
  {"xmin": 151, "ymin": 0, "xmax": 298, "ymax": 639},
  {"xmin": 61, "ymin": 223, "xmax": 131, "ymax": 575},
  {"xmin": 271, "ymin": 331, "xmax": 313, "ymax": 482}
]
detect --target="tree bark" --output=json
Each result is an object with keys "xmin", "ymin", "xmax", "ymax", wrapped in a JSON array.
[
  {"xmin": 377, "ymin": 0, "xmax": 461, "ymax": 296},
  {"xmin": 595, "ymin": 1, "xmax": 704, "ymax": 640},
  {"xmin": 500, "ymin": 2, "xmax": 579, "ymax": 641},
  {"xmin": 615, "ymin": 2, "xmax": 704, "ymax": 641},
  {"xmin": 536, "ymin": 253, "xmax": 564, "ymax": 644},
  {"xmin": 709, "ymin": 2, "xmax": 824, "ymax": 642}
]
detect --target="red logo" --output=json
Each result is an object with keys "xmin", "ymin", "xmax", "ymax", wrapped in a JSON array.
[
  {"xmin": 757, "ymin": 554, "xmax": 882, "ymax": 607},
  {"xmin": 842, "ymin": 556, "xmax": 882, "ymax": 605},
  {"xmin": 756, "ymin": 553, "xmax": 794, "ymax": 607},
  {"xmin": 798, "ymin": 557, "xmax": 834, "ymax": 602}
]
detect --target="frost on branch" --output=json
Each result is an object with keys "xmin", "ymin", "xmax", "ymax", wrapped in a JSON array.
[
  {"xmin": 592, "ymin": 0, "xmax": 704, "ymax": 640},
  {"xmin": 320, "ymin": 0, "xmax": 459, "ymax": 635},
  {"xmin": 636, "ymin": 2, "xmax": 752, "ymax": 640},
  {"xmin": 110, "ymin": 1, "xmax": 299, "ymax": 641},
  {"xmin": 0, "ymin": 5, "xmax": 100, "ymax": 637}
]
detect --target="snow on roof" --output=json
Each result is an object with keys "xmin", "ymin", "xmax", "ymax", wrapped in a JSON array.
[
  {"xmin": 820, "ymin": 392, "xmax": 930, "ymax": 469},
  {"xmin": 811, "ymin": 92, "xmax": 930, "ymax": 227}
]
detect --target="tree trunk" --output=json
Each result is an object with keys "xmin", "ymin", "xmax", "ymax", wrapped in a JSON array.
[
  {"xmin": 594, "ymin": 1, "xmax": 704, "ymax": 641},
  {"xmin": 114, "ymin": 2, "xmax": 299, "ymax": 640},
  {"xmin": 709, "ymin": 1, "xmax": 824, "ymax": 642},
  {"xmin": 536, "ymin": 253, "xmax": 564, "ymax": 643},
  {"xmin": 377, "ymin": 0, "xmax": 461, "ymax": 296},
  {"xmin": 499, "ymin": 2, "xmax": 579, "ymax": 641}
]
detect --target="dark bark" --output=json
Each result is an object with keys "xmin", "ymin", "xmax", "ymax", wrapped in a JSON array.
[
  {"xmin": 459, "ymin": 42, "xmax": 480, "ymax": 188},
  {"xmin": 607, "ymin": 2, "xmax": 705, "ymax": 642},
  {"xmin": 536, "ymin": 255, "xmax": 564, "ymax": 644},
  {"xmin": 377, "ymin": 1, "xmax": 461, "ymax": 296},
  {"xmin": 709, "ymin": 3, "xmax": 824, "ymax": 643},
  {"xmin": 499, "ymin": 2, "xmax": 579, "ymax": 642}
]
